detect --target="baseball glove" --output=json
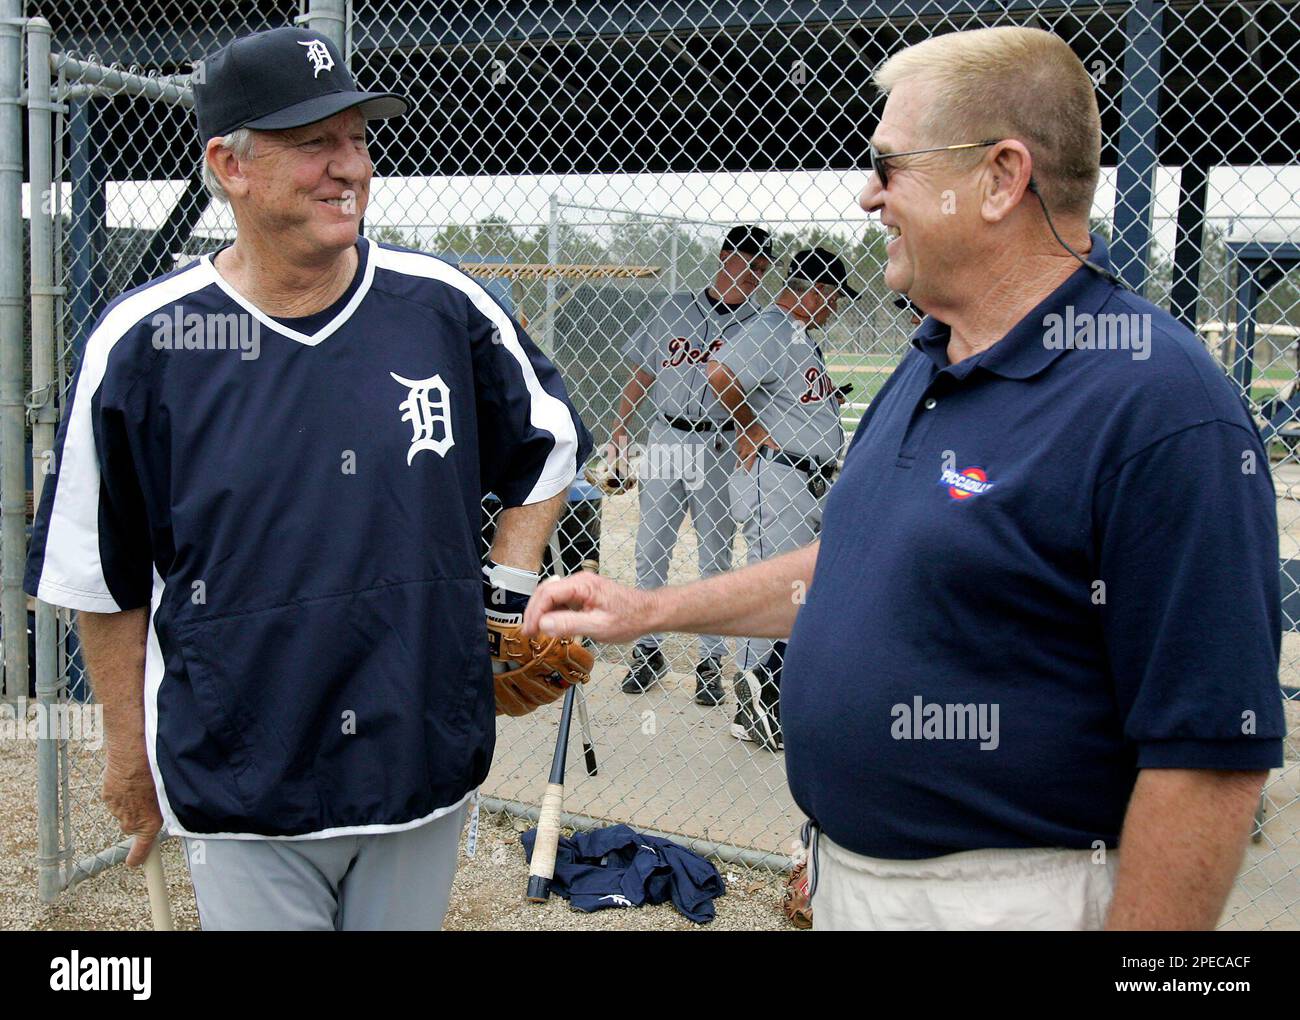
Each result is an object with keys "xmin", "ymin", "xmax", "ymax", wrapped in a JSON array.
[
  {"xmin": 584, "ymin": 454, "xmax": 636, "ymax": 496},
  {"xmin": 488, "ymin": 621, "xmax": 594, "ymax": 717},
  {"xmin": 783, "ymin": 860, "xmax": 813, "ymax": 929}
]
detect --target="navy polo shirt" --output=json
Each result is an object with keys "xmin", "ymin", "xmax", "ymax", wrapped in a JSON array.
[{"xmin": 782, "ymin": 235, "xmax": 1284, "ymax": 861}]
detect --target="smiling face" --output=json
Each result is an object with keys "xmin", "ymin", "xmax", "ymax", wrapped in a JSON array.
[
  {"xmin": 857, "ymin": 78, "xmax": 985, "ymax": 309},
  {"xmin": 225, "ymin": 107, "xmax": 372, "ymax": 260}
]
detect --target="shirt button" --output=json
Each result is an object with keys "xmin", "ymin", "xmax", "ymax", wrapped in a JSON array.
[{"xmin": 923, "ymin": 397, "xmax": 938, "ymax": 410}]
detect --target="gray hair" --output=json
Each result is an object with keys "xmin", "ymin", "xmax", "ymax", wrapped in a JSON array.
[
  {"xmin": 201, "ymin": 127, "xmax": 256, "ymax": 203},
  {"xmin": 786, "ymin": 276, "xmax": 814, "ymax": 295}
]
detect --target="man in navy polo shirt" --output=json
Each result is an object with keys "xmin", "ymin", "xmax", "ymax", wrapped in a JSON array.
[{"xmin": 525, "ymin": 25, "xmax": 1284, "ymax": 929}]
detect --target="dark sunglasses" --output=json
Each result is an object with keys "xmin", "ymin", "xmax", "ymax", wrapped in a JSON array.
[
  {"xmin": 869, "ymin": 139, "xmax": 999, "ymax": 188},
  {"xmin": 870, "ymin": 140, "xmax": 1129, "ymax": 292}
]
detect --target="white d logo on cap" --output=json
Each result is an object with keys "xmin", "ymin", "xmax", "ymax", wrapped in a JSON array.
[{"xmin": 298, "ymin": 39, "xmax": 335, "ymax": 78}]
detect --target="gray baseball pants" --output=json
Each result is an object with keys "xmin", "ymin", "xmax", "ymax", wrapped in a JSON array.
[
  {"xmin": 181, "ymin": 800, "xmax": 467, "ymax": 930},
  {"xmin": 635, "ymin": 418, "xmax": 735, "ymax": 660},
  {"xmin": 729, "ymin": 457, "xmax": 825, "ymax": 672}
]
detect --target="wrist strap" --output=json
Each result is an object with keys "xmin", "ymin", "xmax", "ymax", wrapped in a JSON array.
[{"xmin": 483, "ymin": 561, "xmax": 541, "ymax": 596}]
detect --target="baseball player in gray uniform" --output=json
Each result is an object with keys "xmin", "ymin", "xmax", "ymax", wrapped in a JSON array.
[
  {"xmin": 707, "ymin": 248, "xmax": 857, "ymax": 750},
  {"xmin": 611, "ymin": 226, "xmax": 773, "ymax": 704}
]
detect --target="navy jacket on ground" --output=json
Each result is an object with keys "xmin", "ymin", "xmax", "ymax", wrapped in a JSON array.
[{"xmin": 522, "ymin": 824, "xmax": 725, "ymax": 923}]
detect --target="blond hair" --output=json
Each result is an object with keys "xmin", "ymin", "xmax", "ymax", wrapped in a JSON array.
[{"xmin": 874, "ymin": 26, "xmax": 1100, "ymax": 217}]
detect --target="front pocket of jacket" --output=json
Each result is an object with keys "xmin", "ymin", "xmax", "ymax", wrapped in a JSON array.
[{"xmin": 173, "ymin": 578, "xmax": 485, "ymax": 833}]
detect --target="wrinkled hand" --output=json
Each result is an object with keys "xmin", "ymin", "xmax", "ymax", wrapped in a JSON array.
[
  {"xmin": 103, "ymin": 754, "xmax": 163, "ymax": 867},
  {"xmin": 522, "ymin": 570, "xmax": 657, "ymax": 646}
]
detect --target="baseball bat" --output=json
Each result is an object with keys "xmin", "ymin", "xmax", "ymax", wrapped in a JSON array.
[
  {"xmin": 525, "ymin": 682, "xmax": 576, "ymax": 901},
  {"xmin": 141, "ymin": 839, "xmax": 174, "ymax": 931},
  {"xmin": 576, "ymin": 558, "xmax": 600, "ymax": 776},
  {"xmin": 576, "ymin": 682, "xmax": 598, "ymax": 777},
  {"xmin": 524, "ymin": 530, "xmax": 580, "ymax": 902}
]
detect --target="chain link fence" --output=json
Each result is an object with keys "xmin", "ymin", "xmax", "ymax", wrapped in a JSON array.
[{"xmin": 5, "ymin": 0, "xmax": 1297, "ymax": 927}]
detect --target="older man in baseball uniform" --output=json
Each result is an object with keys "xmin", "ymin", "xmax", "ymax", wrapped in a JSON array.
[
  {"xmin": 707, "ymin": 249, "xmax": 855, "ymax": 751},
  {"xmin": 526, "ymin": 26, "xmax": 1283, "ymax": 930},
  {"xmin": 610, "ymin": 226, "xmax": 772, "ymax": 704},
  {"xmin": 25, "ymin": 27, "xmax": 591, "ymax": 930}
]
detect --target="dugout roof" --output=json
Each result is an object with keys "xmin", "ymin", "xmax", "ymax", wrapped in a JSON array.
[{"xmin": 35, "ymin": 0, "xmax": 1300, "ymax": 180}]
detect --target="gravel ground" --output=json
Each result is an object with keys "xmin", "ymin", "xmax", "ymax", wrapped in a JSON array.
[
  {"xmin": 0, "ymin": 729, "xmax": 201, "ymax": 931},
  {"xmin": 1, "ymin": 725, "xmax": 789, "ymax": 931}
]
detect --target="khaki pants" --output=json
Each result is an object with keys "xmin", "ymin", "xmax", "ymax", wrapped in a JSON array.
[{"xmin": 811, "ymin": 833, "xmax": 1119, "ymax": 931}]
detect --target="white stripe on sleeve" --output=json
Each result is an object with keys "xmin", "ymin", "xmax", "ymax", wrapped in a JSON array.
[{"xmin": 36, "ymin": 265, "xmax": 210, "ymax": 611}]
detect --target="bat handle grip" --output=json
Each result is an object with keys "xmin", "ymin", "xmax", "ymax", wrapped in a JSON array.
[
  {"xmin": 526, "ymin": 783, "xmax": 565, "ymax": 902},
  {"xmin": 141, "ymin": 840, "xmax": 175, "ymax": 931}
]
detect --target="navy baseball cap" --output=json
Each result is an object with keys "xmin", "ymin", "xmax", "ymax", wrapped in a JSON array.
[
  {"xmin": 192, "ymin": 27, "xmax": 407, "ymax": 142},
  {"xmin": 721, "ymin": 225, "xmax": 773, "ymax": 260},
  {"xmin": 788, "ymin": 247, "xmax": 860, "ymax": 300}
]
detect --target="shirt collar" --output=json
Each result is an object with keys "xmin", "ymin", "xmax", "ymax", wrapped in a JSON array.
[{"xmin": 910, "ymin": 232, "xmax": 1119, "ymax": 380}]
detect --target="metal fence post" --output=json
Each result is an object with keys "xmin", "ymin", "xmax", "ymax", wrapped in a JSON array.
[
  {"xmin": 26, "ymin": 16, "xmax": 61, "ymax": 902},
  {"xmin": 1111, "ymin": 0, "xmax": 1164, "ymax": 295},
  {"xmin": 0, "ymin": 0, "xmax": 26, "ymax": 703},
  {"xmin": 66, "ymin": 97, "xmax": 106, "ymax": 360},
  {"xmin": 26, "ymin": 49, "xmax": 202, "ymax": 897},
  {"xmin": 304, "ymin": 0, "xmax": 347, "ymax": 53},
  {"xmin": 546, "ymin": 193, "xmax": 558, "ymax": 355}
]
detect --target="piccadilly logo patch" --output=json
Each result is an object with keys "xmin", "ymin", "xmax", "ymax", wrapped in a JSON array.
[{"xmin": 940, "ymin": 465, "xmax": 995, "ymax": 501}]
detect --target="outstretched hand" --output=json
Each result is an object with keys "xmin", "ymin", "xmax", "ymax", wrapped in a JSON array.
[{"xmin": 522, "ymin": 570, "xmax": 657, "ymax": 646}]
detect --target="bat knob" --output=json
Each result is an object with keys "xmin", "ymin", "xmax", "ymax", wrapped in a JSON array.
[{"xmin": 525, "ymin": 876, "xmax": 552, "ymax": 902}]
